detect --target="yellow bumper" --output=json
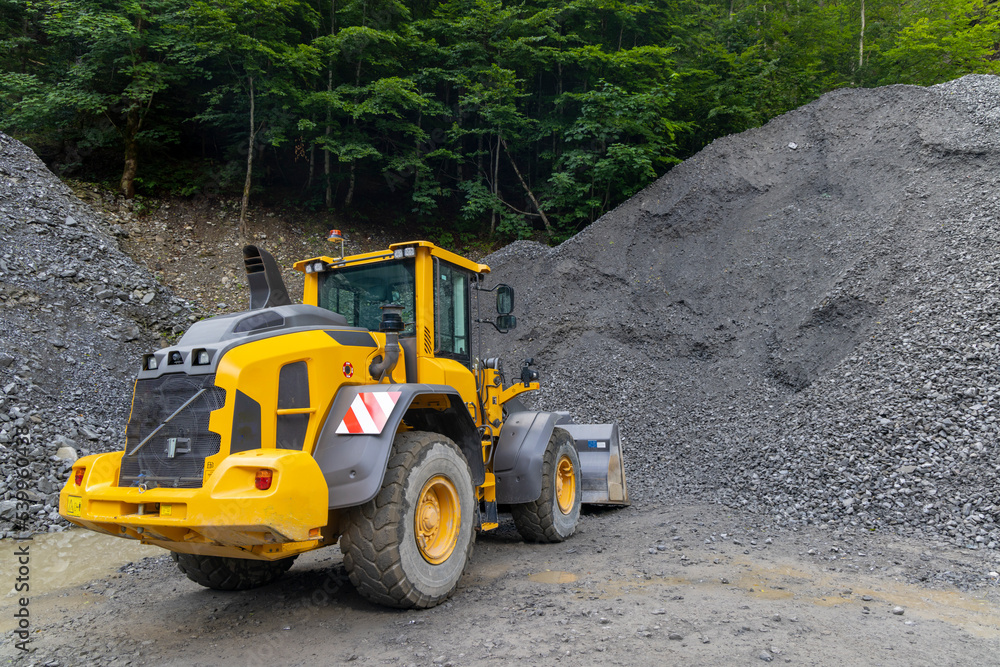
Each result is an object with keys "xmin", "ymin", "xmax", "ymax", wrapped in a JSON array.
[{"xmin": 59, "ymin": 449, "xmax": 330, "ymax": 561}]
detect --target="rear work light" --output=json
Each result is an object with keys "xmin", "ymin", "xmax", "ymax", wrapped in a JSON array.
[
  {"xmin": 75, "ymin": 468, "xmax": 84, "ymax": 485},
  {"xmin": 255, "ymin": 469, "xmax": 273, "ymax": 491}
]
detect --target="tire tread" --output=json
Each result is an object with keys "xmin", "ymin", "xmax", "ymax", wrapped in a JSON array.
[
  {"xmin": 172, "ymin": 553, "xmax": 296, "ymax": 591},
  {"xmin": 511, "ymin": 431, "xmax": 581, "ymax": 543},
  {"xmin": 340, "ymin": 431, "xmax": 474, "ymax": 609}
]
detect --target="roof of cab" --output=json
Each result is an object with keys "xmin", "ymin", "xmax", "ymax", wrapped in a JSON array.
[{"xmin": 293, "ymin": 240, "xmax": 490, "ymax": 275}]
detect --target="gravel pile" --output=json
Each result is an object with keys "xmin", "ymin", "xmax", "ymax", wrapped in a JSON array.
[
  {"xmin": 483, "ymin": 75, "xmax": 1000, "ymax": 550},
  {"xmin": 0, "ymin": 132, "xmax": 194, "ymax": 536}
]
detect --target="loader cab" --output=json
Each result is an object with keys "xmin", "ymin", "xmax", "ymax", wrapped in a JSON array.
[{"xmin": 297, "ymin": 242, "xmax": 490, "ymax": 381}]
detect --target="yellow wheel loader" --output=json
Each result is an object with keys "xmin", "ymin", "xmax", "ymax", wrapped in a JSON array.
[{"xmin": 59, "ymin": 240, "xmax": 627, "ymax": 608}]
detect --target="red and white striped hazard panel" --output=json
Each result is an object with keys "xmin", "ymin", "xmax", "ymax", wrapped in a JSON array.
[{"xmin": 336, "ymin": 391, "xmax": 402, "ymax": 435}]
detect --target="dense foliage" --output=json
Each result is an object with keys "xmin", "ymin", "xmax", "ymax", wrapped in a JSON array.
[{"xmin": 1, "ymin": 0, "xmax": 998, "ymax": 239}]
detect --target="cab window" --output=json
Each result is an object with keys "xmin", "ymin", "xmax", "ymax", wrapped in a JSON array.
[
  {"xmin": 435, "ymin": 260, "xmax": 470, "ymax": 366},
  {"xmin": 317, "ymin": 259, "xmax": 416, "ymax": 335}
]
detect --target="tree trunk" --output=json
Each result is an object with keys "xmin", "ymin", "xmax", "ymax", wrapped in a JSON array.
[
  {"xmin": 858, "ymin": 0, "xmax": 866, "ymax": 70},
  {"xmin": 344, "ymin": 160, "xmax": 356, "ymax": 208},
  {"xmin": 455, "ymin": 92, "xmax": 464, "ymax": 183},
  {"xmin": 120, "ymin": 105, "xmax": 140, "ymax": 199},
  {"xmin": 477, "ymin": 132, "xmax": 484, "ymax": 179},
  {"xmin": 239, "ymin": 76, "xmax": 257, "ymax": 241},
  {"xmin": 491, "ymin": 137, "xmax": 500, "ymax": 235},
  {"xmin": 324, "ymin": 0, "xmax": 335, "ymax": 208},
  {"xmin": 324, "ymin": 112, "xmax": 333, "ymax": 207},
  {"xmin": 119, "ymin": 11, "xmax": 148, "ymax": 199},
  {"xmin": 341, "ymin": 50, "xmax": 363, "ymax": 209},
  {"xmin": 306, "ymin": 143, "xmax": 315, "ymax": 191}
]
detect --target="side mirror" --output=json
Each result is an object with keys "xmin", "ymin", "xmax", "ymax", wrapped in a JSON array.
[
  {"xmin": 496, "ymin": 284, "xmax": 514, "ymax": 315},
  {"xmin": 495, "ymin": 314, "xmax": 517, "ymax": 333}
]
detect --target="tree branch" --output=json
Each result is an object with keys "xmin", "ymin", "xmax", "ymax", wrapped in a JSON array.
[
  {"xmin": 497, "ymin": 196, "xmax": 541, "ymax": 218},
  {"xmin": 499, "ymin": 135, "xmax": 553, "ymax": 234}
]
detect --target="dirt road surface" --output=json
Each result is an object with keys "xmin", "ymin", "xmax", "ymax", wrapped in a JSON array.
[{"xmin": 3, "ymin": 503, "xmax": 998, "ymax": 666}]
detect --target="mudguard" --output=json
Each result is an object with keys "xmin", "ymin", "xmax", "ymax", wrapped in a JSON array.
[
  {"xmin": 494, "ymin": 413, "xmax": 630, "ymax": 506},
  {"xmin": 312, "ymin": 384, "xmax": 484, "ymax": 509},
  {"xmin": 494, "ymin": 411, "xmax": 566, "ymax": 503}
]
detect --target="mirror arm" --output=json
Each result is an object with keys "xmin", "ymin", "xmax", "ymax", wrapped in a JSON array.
[
  {"xmin": 475, "ymin": 317, "xmax": 515, "ymax": 334},
  {"xmin": 473, "ymin": 282, "xmax": 516, "ymax": 315}
]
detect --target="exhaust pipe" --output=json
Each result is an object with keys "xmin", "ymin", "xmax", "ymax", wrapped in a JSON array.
[
  {"xmin": 369, "ymin": 304, "xmax": 404, "ymax": 383},
  {"xmin": 243, "ymin": 245, "xmax": 292, "ymax": 310}
]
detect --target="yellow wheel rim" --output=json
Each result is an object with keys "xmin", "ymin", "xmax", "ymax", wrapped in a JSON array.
[
  {"xmin": 555, "ymin": 455, "xmax": 576, "ymax": 515},
  {"xmin": 415, "ymin": 475, "xmax": 460, "ymax": 565}
]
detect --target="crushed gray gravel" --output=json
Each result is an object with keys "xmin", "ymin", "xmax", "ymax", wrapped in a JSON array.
[
  {"xmin": 483, "ymin": 74, "xmax": 1000, "ymax": 560},
  {"xmin": 0, "ymin": 132, "xmax": 194, "ymax": 536}
]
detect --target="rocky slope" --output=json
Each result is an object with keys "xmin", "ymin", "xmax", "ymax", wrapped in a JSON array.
[{"xmin": 0, "ymin": 133, "xmax": 194, "ymax": 535}]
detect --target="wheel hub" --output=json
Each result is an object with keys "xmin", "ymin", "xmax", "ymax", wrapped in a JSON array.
[
  {"xmin": 415, "ymin": 475, "xmax": 460, "ymax": 564},
  {"xmin": 556, "ymin": 455, "xmax": 576, "ymax": 514}
]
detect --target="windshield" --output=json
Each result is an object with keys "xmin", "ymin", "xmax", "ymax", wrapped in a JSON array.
[{"xmin": 317, "ymin": 258, "xmax": 416, "ymax": 335}]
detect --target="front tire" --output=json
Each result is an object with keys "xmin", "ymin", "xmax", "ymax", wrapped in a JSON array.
[
  {"xmin": 511, "ymin": 429, "xmax": 582, "ymax": 542},
  {"xmin": 340, "ymin": 431, "xmax": 475, "ymax": 609},
  {"xmin": 171, "ymin": 553, "xmax": 297, "ymax": 590}
]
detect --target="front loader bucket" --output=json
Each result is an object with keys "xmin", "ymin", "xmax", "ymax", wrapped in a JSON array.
[{"xmin": 561, "ymin": 423, "xmax": 629, "ymax": 506}]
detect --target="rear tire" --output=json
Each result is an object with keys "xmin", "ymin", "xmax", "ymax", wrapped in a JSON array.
[
  {"xmin": 511, "ymin": 429, "xmax": 582, "ymax": 542},
  {"xmin": 171, "ymin": 553, "xmax": 297, "ymax": 590},
  {"xmin": 340, "ymin": 431, "xmax": 475, "ymax": 609}
]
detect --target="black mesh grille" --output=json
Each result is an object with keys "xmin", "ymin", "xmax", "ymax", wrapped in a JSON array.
[{"xmin": 119, "ymin": 374, "xmax": 226, "ymax": 489}]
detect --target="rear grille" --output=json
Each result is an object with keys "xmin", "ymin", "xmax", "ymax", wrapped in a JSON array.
[{"xmin": 119, "ymin": 374, "xmax": 226, "ymax": 489}]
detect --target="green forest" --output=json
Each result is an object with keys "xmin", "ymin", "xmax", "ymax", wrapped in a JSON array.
[{"xmin": 1, "ymin": 0, "xmax": 998, "ymax": 241}]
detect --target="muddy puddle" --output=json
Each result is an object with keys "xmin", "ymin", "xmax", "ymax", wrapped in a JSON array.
[
  {"xmin": 520, "ymin": 556, "xmax": 1000, "ymax": 639},
  {"xmin": 528, "ymin": 570, "xmax": 578, "ymax": 584},
  {"xmin": 1, "ymin": 529, "xmax": 159, "ymax": 597},
  {"xmin": 724, "ymin": 556, "xmax": 999, "ymax": 628}
]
